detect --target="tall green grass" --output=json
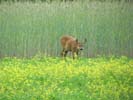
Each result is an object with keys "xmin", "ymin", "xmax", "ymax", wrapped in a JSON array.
[
  {"xmin": 0, "ymin": 0, "xmax": 132, "ymax": 3},
  {"xmin": 0, "ymin": 2, "xmax": 132, "ymax": 58}
]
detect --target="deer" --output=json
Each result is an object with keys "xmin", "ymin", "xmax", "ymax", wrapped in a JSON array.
[{"xmin": 60, "ymin": 35, "xmax": 87, "ymax": 59}]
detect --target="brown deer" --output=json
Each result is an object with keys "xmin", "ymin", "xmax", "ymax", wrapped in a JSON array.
[{"xmin": 60, "ymin": 35, "xmax": 87, "ymax": 59}]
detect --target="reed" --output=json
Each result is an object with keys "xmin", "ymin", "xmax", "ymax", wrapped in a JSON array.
[{"xmin": 0, "ymin": 2, "xmax": 132, "ymax": 58}]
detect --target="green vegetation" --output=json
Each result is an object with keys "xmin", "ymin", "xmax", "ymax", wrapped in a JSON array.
[
  {"xmin": 0, "ymin": 2, "xmax": 132, "ymax": 58},
  {"xmin": 0, "ymin": 56, "xmax": 132, "ymax": 100},
  {"xmin": 0, "ymin": 1, "xmax": 132, "ymax": 100},
  {"xmin": 0, "ymin": 0, "xmax": 132, "ymax": 3}
]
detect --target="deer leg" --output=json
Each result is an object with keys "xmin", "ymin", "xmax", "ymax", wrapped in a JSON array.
[
  {"xmin": 72, "ymin": 51, "xmax": 75, "ymax": 59},
  {"xmin": 72, "ymin": 50, "xmax": 79, "ymax": 59},
  {"xmin": 64, "ymin": 51, "xmax": 68, "ymax": 57},
  {"xmin": 61, "ymin": 49, "xmax": 68, "ymax": 58},
  {"xmin": 76, "ymin": 51, "xmax": 79, "ymax": 56},
  {"xmin": 76, "ymin": 51, "xmax": 80, "ymax": 59}
]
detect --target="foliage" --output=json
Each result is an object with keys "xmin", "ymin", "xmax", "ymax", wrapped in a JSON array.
[
  {"xmin": 0, "ymin": 57, "xmax": 132, "ymax": 100},
  {"xmin": 0, "ymin": 0, "xmax": 132, "ymax": 3},
  {"xmin": 0, "ymin": 2, "xmax": 133, "ymax": 58}
]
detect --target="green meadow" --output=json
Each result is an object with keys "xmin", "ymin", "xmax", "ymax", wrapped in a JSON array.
[
  {"xmin": 0, "ymin": 57, "xmax": 132, "ymax": 100},
  {"xmin": 0, "ymin": 1, "xmax": 132, "ymax": 57}
]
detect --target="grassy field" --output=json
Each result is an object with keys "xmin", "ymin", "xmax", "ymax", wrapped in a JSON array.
[
  {"xmin": 0, "ymin": 56, "xmax": 132, "ymax": 100},
  {"xmin": 0, "ymin": 2, "xmax": 132, "ymax": 58}
]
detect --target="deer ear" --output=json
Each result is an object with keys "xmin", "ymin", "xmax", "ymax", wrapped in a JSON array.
[{"xmin": 76, "ymin": 39, "xmax": 78, "ymax": 42}]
